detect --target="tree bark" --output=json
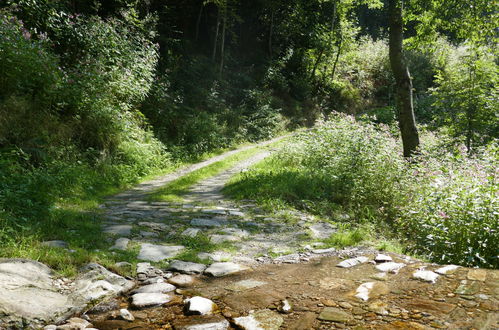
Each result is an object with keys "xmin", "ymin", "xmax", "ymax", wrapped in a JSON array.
[
  {"xmin": 388, "ymin": 0, "xmax": 420, "ymax": 158},
  {"xmin": 219, "ymin": 5, "xmax": 227, "ymax": 76},
  {"xmin": 195, "ymin": 2, "xmax": 204, "ymax": 41},
  {"xmin": 212, "ymin": 5, "xmax": 221, "ymax": 62}
]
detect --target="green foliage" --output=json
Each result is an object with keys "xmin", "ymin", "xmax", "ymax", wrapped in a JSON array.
[
  {"xmin": 226, "ymin": 114, "xmax": 498, "ymax": 268},
  {"xmin": 431, "ymin": 47, "xmax": 498, "ymax": 150}
]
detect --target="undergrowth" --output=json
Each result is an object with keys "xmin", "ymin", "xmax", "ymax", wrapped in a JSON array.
[{"xmin": 225, "ymin": 113, "xmax": 498, "ymax": 268}]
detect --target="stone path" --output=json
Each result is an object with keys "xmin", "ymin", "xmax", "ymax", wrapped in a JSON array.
[
  {"xmin": 2, "ymin": 137, "xmax": 498, "ymax": 329},
  {"xmin": 99, "ymin": 135, "xmax": 338, "ymax": 265}
]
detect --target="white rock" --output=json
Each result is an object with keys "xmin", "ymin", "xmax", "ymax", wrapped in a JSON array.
[
  {"xmin": 233, "ymin": 309, "xmax": 283, "ymax": 330},
  {"xmin": 312, "ymin": 248, "xmax": 336, "ymax": 254},
  {"xmin": 375, "ymin": 262, "xmax": 406, "ymax": 273},
  {"xmin": 355, "ymin": 282, "xmax": 374, "ymax": 301},
  {"xmin": 174, "ymin": 316, "xmax": 229, "ymax": 330},
  {"xmin": 278, "ymin": 299, "xmax": 293, "ymax": 314},
  {"xmin": 131, "ymin": 293, "xmax": 172, "ymax": 308},
  {"xmin": 435, "ymin": 265, "xmax": 460, "ymax": 275},
  {"xmin": 119, "ymin": 308, "xmax": 134, "ymax": 321},
  {"xmin": 204, "ymin": 262, "xmax": 247, "ymax": 277},
  {"xmin": 336, "ymin": 256, "xmax": 369, "ymax": 268},
  {"xmin": 185, "ymin": 296, "xmax": 217, "ymax": 315},
  {"xmin": 133, "ymin": 282, "xmax": 176, "ymax": 294},
  {"xmin": 169, "ymin": 260, "xmax": 207, "ymax": 274},
  {"xmin": 374, "ymin": 254, "xmax": 392, "ymax": 263},
  {"xmin": 413, "ymin": 270, "xmax": 439, "ymax": 283}
]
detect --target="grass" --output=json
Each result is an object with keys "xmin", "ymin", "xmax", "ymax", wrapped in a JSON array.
[{"xmin": 149, "ymin": 138, "xmax": 289, "ymax": 202}]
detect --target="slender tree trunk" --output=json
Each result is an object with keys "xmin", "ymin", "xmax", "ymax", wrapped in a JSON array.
[
  {"xmin": 219, "ymin": 6, "xmax": 227, "ymax": 76},
  {"xmin": 212, "ymin": 6, "xmax": 221, "ymax": 62},
  {"xmin": 268, "ymin": 9, "xmax": 274, "ymax": 59},
  {"xmin": 195, "ymin": 2, "xmax": 204, "ymax": 41},
  {"xmin": 330, "ymin": 36, "xmax": 342, "ymax": 82},
  {"xmin": 388, "ymin": 0, "xmax": 420, "ymax": 158},
  {"xmin": 311, "ymin": 1, "xmax": 336, "ymax": 81}
]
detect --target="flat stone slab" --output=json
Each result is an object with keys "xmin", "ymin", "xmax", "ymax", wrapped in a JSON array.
[
  {"xmin": 138, "ymin": 221, "xmax": 168, "ymax": 231},
  {"xmin": 137, "ymin": 243, "xmax": 185, "ymax": 262},
  {"xmin": 375, "ymin": 262, "xmax": 406, "ymax": 273},
  {"xmin": 337, "ymin": 256, "xmax": 369, "ymax": 268},
  {"xmin": 435, "ymin": 265, "xmax": 460, "ymax": 275},
  {"xmin": 169, "ymin": 260, "xmax": 207, "ymax": 274},
  {"xmin": 132, "ymin": 282, "xmax": 176, "ymax": 294},
  {"xmin": 227, "ymin": 279, "xmax": 267, "ymax": 292},
  {"xmin": 190, "ymin": 218, "xmax": 223, "ymax": 227},
  {"xmin": 210, "ymin": 234, "xmax": 240, "ymax": 244},
  {"xmin": 318, "ymin": 307, "xmax": 353, "ymax": 323},
  {"xmin": 413, "ymin": 270, "xmax": 439, "ymax": 283},
  {"xmin": 309, "ymin": 222, "xmax": 337, "ymax": 239},
  {"xmin": 220, "ymin": 228, "xmax": 249, "ymax": 237},
  {"xmin": 131, "ymin": 293, "xmax": 172, "ymax": 308},
  {"xmin": 0, "ymin": 259, "xmax": 134, "ymax": 328},
  {"xmin": 184, "ymin": 296, "xmax": 217, "ymax": 315},
  {"xmin": 233, "ymin": 309, "xmax": 283, "ymax": 330},
  {"xmin": 110, "ymin": 238, "xmax": 130, "ymax": 251},
  {"xmin": 204, "ymin": 262, "xmax": 247, "ymax": 277},
  {"xmin": 103, "ymin": 225, "xmax": 133, "ymax": 236},
  {"xmin": 374, "ymin": 254, "xmax": 393, "ymax": 263},
  {"xmin": 168, "ymin": 275, "xmax": 196, "ymax": 287},
  {"xmin": 173, "ymin": 315, "xmax": 230, "ymax": 330},
  {"xmin": 181, "ymin": 228, "xmax": 201, "ymax": 237}
]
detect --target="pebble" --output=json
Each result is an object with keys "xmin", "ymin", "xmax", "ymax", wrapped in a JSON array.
[
  {"xmin": 169, "ymin": 274, "xmax": 196, "ymax": 287},
  {"xmin": 375, "ymin": 262, "xmax": 406, "ymax": 273},
  {"xmin": 413, "ymin": 270, "xmax": 439, "ymax": 283},
  {"xmin": 119, "ymin": 308, "xmax": 135, "ymax": 321}
]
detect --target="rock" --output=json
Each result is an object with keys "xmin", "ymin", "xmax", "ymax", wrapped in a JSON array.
[
  {"xmin": 191, "ymin": 218, "xmax": 223, "ymax": 227},
  {"xmin": 229, "ymin": 210, "xmax": 245, "ymax": 217},
  {"xmin": 182, "ymin": 228, "xmax": 201, "ymax": 237},
  {"xmin": 202, "ymin": 209, "xmax": 227, "ymax": 215},
  {"xmin": 56, "ymin": 317, "xmax": 91, "ymax": 329},
  {"xmin": 86, "ymin": 299, "xmax": 120, "ymax": 314},
  {"xmin": 435, "ymin": 265, "xmax": 460, "ymax": 275},
  {"xmin": 169, "ymin": 274, "xmax": 196, "ymax": 287},
  {"xmin": 73, "ymin": 263, "xmax": 134, "ymax": 302},
  {"xmin": 119, "ymin": 308, "xmax": 135, "ymax": 321},
  {"xmin": 289, "ymin": 312, "xmax": 316, "ymax": 330},
  {"xmin": 309, "ymin": 222, "xmax": 337, "ymax": 239},
  {"xmin": 278, "ymin": 299, "xmax": 293, "ymax": 314},
  {"xmin": 44, "ymin": 325, "xmax": 57, "ymax": 330},
  {"xmin": 220, "ymin": 228, "xmax": 249, "ymax": 237},
  {"xmin": 138, "ymin": 221, "xmax": 168, "ymax": 231},
  {"xmin": 184, "ymin": 296, "xmax": 217, "ymax": 315},
  {"xmin": 103, "ymin": 225, "xmax": 132, "ymax": 236},
  {"xmin": 374, "ymin": 254, "xmax": 393, "ymax": 263},
  {"xmin": 233, "ymin": 309, "xmax": 283, "ymax": 330},
  {"xmin": 173, "ymin": 315, "xmax": 230, "ymax": 330},
  {"xmin": 137, "ymin": 243, "xmax": 185, "ymax": 262},
  {"xmin": 318, "ymin": 307, "xmax": 353, "ymax": 323},
  {"xmin": 131, "ymin": 293, "xmax": 172, "ymax": 308},
  {"xmin": 455, "ymin": 280, "xmax": 481, "ymax": 295},
  {"xmin": 41, "ymin": 240, "xmax": 68, "ymax": 249},
  {"xmin": 467, "ymin": 269, "xmax": 487, "ymax": 281},
  {"xmin": 204, "ymin": 262, "xmax": 247, "ymax": 277},
  {"xmin": 0, "ymin": 259, "xmax": 77, "ymax": 328},
  {"xmin": 140, "ymin": 231, "xmax": 159, "ymax": 237},
  {"xmin": 132, "ymin": 282, "xmax": 176, "ymax": 294},
  {"xmin": 312, "ymin": 248, "xmax": 336, "ymax": 254},
  {"xmin": 227, "ymin": 280, "xmax": 267, "ymax": 291},
  {"xmin": 375, "ymin": 262, "xmax": 405, "ymax": 273},
  {"xmin": 110, "ymin": 238, "xmax": 130, "ymax": 251},
  {"xmin": 169, "ymin": 260, "xmax": 207, "ymax": 274},
  {"xmin": 367, "ymin": 300, "xmax": 389, "ymax": 315},
  {"xmin": 336, "ymin": 256, "xmax": 369, "ymax": 268},
  {"xmin": 354, "ymin": 282, "xmax": 390, "ymax": 301},
  {"xmin": 142, "ymin": 276, "xmax": 165, "ymax": 285},
  {"xmin": 413, "ymin": 270, "xmax": 439, "ymax": 283}
]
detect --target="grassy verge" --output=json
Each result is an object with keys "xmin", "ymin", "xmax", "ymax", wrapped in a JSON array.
[{"xmin": 149, "ymin": 138, "xmax": 288, "ymax": 202}]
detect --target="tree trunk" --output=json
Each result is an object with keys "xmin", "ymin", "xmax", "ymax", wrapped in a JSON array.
[
  {"xmin": 195, "ymin": 2, "xmax": 204, "ymax": 41},
  {"xmin": 388, "ymin": 0, "xmax": 420, "ymax": 158},
  {"xmin": 311, "ymin": 1, "xmax": 336, "ymax": 81},
  {"xmin": 219, "ymin": 6, "xmax": 227, "ymax": 76},
  {"xmin": 212, "ymin": 6, "xmax": 221, "ymax": 62}
]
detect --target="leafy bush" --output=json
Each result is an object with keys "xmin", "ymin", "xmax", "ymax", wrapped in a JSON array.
[{"xmin": 226, "ymin": 114, "xmax": 498, "ymax": 268}]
